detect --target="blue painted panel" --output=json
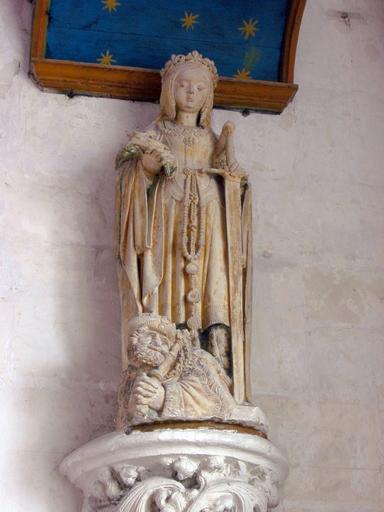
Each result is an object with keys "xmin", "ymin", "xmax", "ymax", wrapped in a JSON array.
[{"xmin": 46, "ymin": 0, "xmax": 291, "ymax": 81}]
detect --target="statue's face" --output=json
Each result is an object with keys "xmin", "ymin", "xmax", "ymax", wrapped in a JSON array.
[
  {"xmin": 174, "ymin": 66, "xmax": 209, "ymax": 114},
  {"xmin": 131, "ymin": 327, "xmax": 169, "ymax": 367}
]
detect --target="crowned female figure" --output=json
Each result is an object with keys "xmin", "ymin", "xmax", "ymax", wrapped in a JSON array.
[{"xmin": 115, "ymin": 51, "xmax": 252, "ymax": 402}]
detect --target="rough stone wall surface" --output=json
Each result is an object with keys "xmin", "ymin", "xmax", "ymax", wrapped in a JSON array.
[{"xmin": 1, "ymin": 0, "xmax": 383, "ymax": 511}]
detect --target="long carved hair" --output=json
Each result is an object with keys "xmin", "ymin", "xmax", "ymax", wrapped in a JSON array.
[{"xmin": 159, "ymin": 64, "xmax": 214, "ymax": 128}]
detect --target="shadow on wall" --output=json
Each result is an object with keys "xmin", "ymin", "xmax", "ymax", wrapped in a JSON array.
[
  {"xmin": 5, "ymin": 1, "xmax": 158, "ymax": 510},
  {"xmin": 44, "ymin": 50, "xmax": 160, "ymax": 512}
]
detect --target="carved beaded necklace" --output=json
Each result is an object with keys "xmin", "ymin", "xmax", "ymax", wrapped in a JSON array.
[{"xmin": 162, "ymin": 123, "xmax": 208, "ymax": 337}]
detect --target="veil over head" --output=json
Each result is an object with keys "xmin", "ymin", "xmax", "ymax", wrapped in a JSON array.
[{"xmin": 159, "ymin": 52, "xmax": 218, "ymax": 128}]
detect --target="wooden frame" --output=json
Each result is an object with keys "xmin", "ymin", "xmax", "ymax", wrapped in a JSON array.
[{"xmin": 30, "ymin": 0, "xmax": 306, "ymax": 113}]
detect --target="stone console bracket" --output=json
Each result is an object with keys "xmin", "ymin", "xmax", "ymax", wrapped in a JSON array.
[{"xmin": 60, "ymin": 428, "xmax": 288, "ymax": 512}]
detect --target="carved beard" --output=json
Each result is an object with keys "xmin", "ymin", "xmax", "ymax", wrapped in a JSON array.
[{"xmin": 131, "ymin": 332, "xmax": 168, "ymax": 368}]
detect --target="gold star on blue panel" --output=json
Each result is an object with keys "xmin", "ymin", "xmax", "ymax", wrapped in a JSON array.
[
  {"xmin": 97, "ymin": 50, "xmax": 116, "ymax": 65},
  {"xmin": 181, "ymin": 12, "xmax": 199, "ymax": 30},
  {"xmin": 238, "ymin": 18, "xmax": 259, "ymax": 40},
  {"xmin": 234, "ymin": 69, "xmax": 251, "ymax": 80},
  {"xmin": 102, "ymin": 0, "xmax": 121, "ymax": 13}
]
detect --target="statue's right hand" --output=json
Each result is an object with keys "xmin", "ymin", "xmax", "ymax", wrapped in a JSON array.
[
  {"xmin": 133, "ymin": 374, "xmax": 165, "ymax": 411},
  {"xmin": 141, "ymin": 149, "xmax": 163, "ymax": 175}
]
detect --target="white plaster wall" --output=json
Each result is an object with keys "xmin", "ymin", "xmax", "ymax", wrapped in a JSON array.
[{"xmin": 1, "ymin": 0, "xmax": 383, "ymax": 511}]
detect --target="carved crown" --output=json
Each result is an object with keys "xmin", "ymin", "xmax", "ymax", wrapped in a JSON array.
[{"xmin": 161, "ymin": 51, "xmax": 219, "ymax": 88}]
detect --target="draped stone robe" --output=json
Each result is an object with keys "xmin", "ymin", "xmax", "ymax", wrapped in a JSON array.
[{"xmin": 115, "ymin": 120, "xmax": 252, "ymax": 372}]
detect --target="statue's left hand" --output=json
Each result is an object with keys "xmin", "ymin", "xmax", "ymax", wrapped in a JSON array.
[
  {"xmin": 141, "ymin": 150, "xmax": 163, "ymax": 176},
  {"xmin": 133, "ymin": 374, "xmax": 165, "ymax": 412}
]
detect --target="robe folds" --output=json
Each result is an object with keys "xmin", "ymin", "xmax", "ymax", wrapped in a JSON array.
[{"xmin": 115, "ymin": 121, "xmax": 252, "ymax": 373}]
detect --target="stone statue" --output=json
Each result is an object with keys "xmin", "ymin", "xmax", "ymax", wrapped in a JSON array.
[
  {"xmin": 116, "ymin": 314, "xmax": 235, "ymax": 429},
  {"xmin": 115, "ymin": 51, "xmax": 253, "ymax": 425},
  {"xmin": 60, "ymin": 51, "xmax": 289, "ymax": 512}
]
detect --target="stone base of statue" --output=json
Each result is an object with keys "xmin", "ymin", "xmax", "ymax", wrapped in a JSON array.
[{"xmin": 60, "ymin": 420, "xmax": 288, "ymax": 512}]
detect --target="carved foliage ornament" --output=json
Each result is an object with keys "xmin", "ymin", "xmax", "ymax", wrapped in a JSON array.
[{"xmin": 83, "ymin": 455, "xmax": 277, "ymax": 512}]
